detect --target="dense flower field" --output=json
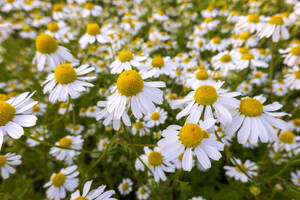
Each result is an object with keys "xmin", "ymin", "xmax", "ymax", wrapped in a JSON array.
[{"xmin": 0, "ymin": 0, "xmax": 300, "ymax": 199}]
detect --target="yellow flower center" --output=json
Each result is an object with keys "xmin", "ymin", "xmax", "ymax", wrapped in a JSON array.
[
  {"xmin": 84, "ymin": 2, "xmax": 94, "ymax": 10},
  {"xmin": 139, "ymin": 187, "xmax": 147, "ymax": 195},
  {"xmin": 53, "ymin": 4, "xmax": 63, "ymax": 12},
  {"xmin": 239, "ymin": 32, "xmax": 250, "ymax": 40},
  {"xmin": 74, "ymin": 196, "xmax": 88, "ymax": 200},
  {"xmin": 5, "ymin": 0, "xmax": 15, "ymax": 3},
  {"xmin": 243, "ymin": 85, "xmax": 249, "ymax": 91},
  {"xmin": 88, "ymin": 107, "xmax": 95, "ymax": 112},
  {"xmin": 35, "ymin": 33, "xmax": 58, "ymax": 54},
  {"xmin": 34, "ymin": 14, "xmax": 42, "ymax": 20},
  {"xmin": 54, "ymin": 63, "xmax": 77, "ymax": 85},
  {"xmin": 179, "ymin": 123, "xmax": 209, "ymax": 148},
  {"xmin": 239, "ymin": 47, "xmax": 250, "ymax": 54},
  {"xmin": 60, "ymin": 102, "xmax": 68, "ymax": 108},
  {"xmin": 253, "ymin": 72, "xmax": 262, "ymax": 78},
  {"xmin": 117, "ymin": 70, "xmax": 144, "ymax": 97},
  {"xmin": 151, "ymin": 56, "xmax": 164, "ymax": 68},
  {"xmin": 47, "ymin": 22, "xmax": 60, "ymax": 33},
  {"xmin": 293, "ymin": 118, "xmax": 300, "ymax": 126},
  {"xmin": 0, "ymin": 155, "xmax": 6, "ymax": 167},
  {"xmin": 220, "ymin": 54, "xmax": 232, "ymax": 63},
  {"xmin": 268, "ymin": 16, "xmax": 284, "ymax": 25},
  {"xmin": 258, "ymin": 48, "xmax": 268, "ymax": 55},
  {"xmin": 0, "ymin": 94, "xmax": 10, "ymax": 101},
  {"xmin": 196, "ymin": 69, "xmax": 209, "ymax": 80},
  {"xmin": 178, "ymin": 152, "xmax": 184, "ymax": 162},
  {"xmin": 101, "ymin": 141, "xmax": 108, "ymax": 147},
  {"xmin": 176, "ymin": 70, "xmax": 182, "ymax": 75},
  {"xmin": 51, "ymin": 173, "xmax": 66, "ymax": 187},
  {"xmin": 241, "ymin": 53, "xmax": 254, "ymax": 60},
  {"xmin": 298, "ymin": 177, "xmax": 300, "ymax": 184},
  {"xmin": 294, "ymin": 70, "xmax": 300, "ymax": 79},
  {"xmin": 134, "ymin": 121, "xmax": 144, "ymax": 130},
  {"xmin": 198, "ymin": 40, "xmax": 204, "ymax": 46},
  {"xmin": 122, "ymin": 183, "xmax": 129, "ymax": 190},
  {"xmin": 194, "ymin": 85, "xmax": 218, "ymax": 105},
  {"xmin": 212, "ymin": 37, "xmax": 221, "ymax": 44},
  {"xmin": 204, "ymin": 17, "xmax": 213, "ymax": 23},
  {"xmin": 239, "ymin": 97, "xmax": 263, "ymax": 117},
  {"xmin": 86, "ymin": 23, "xmax": 100, "ymax": 36},
  {"xmin": 157, "ymin": 10, "xmax": 164, "ymax": 16},
  {"xmin": 0, "ymin": 101, "xmax": 15, "ymax": 126},
  {"xmin": 146, "ymin": 41, "xmax": 152, "ymax": 47},
  {"xmin": 58, "ymin": 137, "xmax": 72, "ymax": 148},
  {"xmin": 290, "ymin": 46, "xmax": 300, "ymax": 56},
  {"xmin": 235, "ymin": 164, "xmax": 247, "ymax": 173},
  {"xmin": 32, "ymin": 104, "xmax": 40, "ymax": 112},
  {"xmin": 147, "ymin": 151, "xmax": 163, "ymax": 166},
  {"xmin": 248, "ymin": 14, "xmax": 260, "ymax": 23},
  {"xmin": 279, "ymin": 131, "xmax": 295, "ymax": 144},
  {"xmin": 24, "ymin": 0, "xmax": 34, "ymax": 5},
  {"xmin": 150, "ymin": 112, "xmax": 160, "ymax": 121},
  {"xmin": 118, "ymin": 50, "xmax": 133, "ymax": 62}
]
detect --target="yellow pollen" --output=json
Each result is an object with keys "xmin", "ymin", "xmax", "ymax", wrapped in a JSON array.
[
  {"xmin": 150, "ymin": 112, "xmax": 160, "ymax": 121},
  {"xmin": 134, "ymin": 121, "xmax": 144, "ymax": 130},
  {"xmin": 0, "ymin": 101, "xmax": 15, "ymax": 126},
  {"xmin": 220, "ymin": 54, "xmax": 232, "ymax": 63},
  {"xmin": 293, "ymin": 118, "xmax": 300, "ymax": 126},
  {"xmin": 151, "ymin": 56, "xmax": 164, "ymax": 68},
  {"xmin": 84, "ymin": 2, "xmax": 94, "ymax": 10},
  {"xmin": 239, "ymin": 97, "xmax": 263, "ymax": 117},
  {"xmin": 204, "ymin": 17, "xmax": 213, "ymax": 23},
  {"xmin": 47, "ymin": 22, "xmax": 60, "ymax": 33},
  {"xmin": 53, "ymin": 4, "xmax": 63, "ymax": 12},
  {"xmin": 268, "ymin": 16, "xmax": 284, "ymax": 25},
  {"xmin": 294, "ymin": 70, "xmax": 300, "ymax": 79},
  {"xmin": 74, "ymin": 196, "xmax": 88, "ymax": 200},
  {"xmin": 0, "ymin": 94, "xmax": 10, "ymax": 101},
  {"xmin": 238, "ymin": 47, "xmax": 250, "ymax": 54},
  {"xmin": 35, "ymin": 33, "xmax": 58, "ymax": 54},
  {"xmin": 194, "ymin": 85, "xmax": 218, "ymax": 106},
  {"xmin": 118, "ymin": 50, "xmax": 133, "ymax": 62},
  {"xmin": 0, "ymin": 155, "xmax": 6, "ymax": 167},
  {"xmin": 196, "ymin": 69, "xmax": 209, "ymax": 80},
  {"xmin": 290, "ymin": 46, "xmax": 300, "ymax": 56},
  {"xmin": 279, "ymin": 131, "xmax": 294, "ymax": 144},
  {"xmin": 51, "ymin": 173, "xmax": 66, "ymax": 187},
  {"xmin": 241, "ymin": 53, "xmax": 254, "ymax": 60},
  {"xmin": 54, "ymin": 63, "xmax": 77, "ymax": 85},
  {"xmin": 86, "ymin": 23, "xmax": 100, "ymax": 36},
  {"xmin": 122, "ymin": 183, "xmax": 129, "ymax": 190},
  {"xmin": 117, "ymin": 70, "xmax": 144, "ymax": 97},
  {"xmin": 58, "ymin": 137, "xmax": 72, "ymax": 148},
  {"xmin": 147, "ymin": 151, "xmax": 163, "ymax": 166},
  {"xmin": 235, "ymin": 164, "xmax": 247, "ymax": 173},
  {"xmin": 179, "ymin": 123, "xmax": 206, "ymax": 148},
  {"xmin": 32, "ymin": 104, "xmax": 40, "ymax": 112},
  {"xmin": 212, "ymin": 37, "xmax": 221, "ymax": 44},
  {"xmin": 248, "ymin": 14, "xmax": 260, "ymax": 23},
  {"xmin": 253, "ymin": 72, "xmax": 262, "ymax": 78}
]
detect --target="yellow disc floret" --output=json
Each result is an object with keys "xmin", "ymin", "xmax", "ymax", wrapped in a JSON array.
[
  {"xmin": 0, "ymin": 155, "xmax": 6, "ymax": 167},
  {"xmin": 293, "ymin": 118, "xmax": 300, "ymax": 126},
  {"xmin": 117, "ymin": 70, "xmax": 144, "ymax": 97},
  {"xmin": 58, "ymin": 137, "xmax": 72, "ymax": 148},
  {"xmin": 54, "ymin": 63, "xmax": 77, "ymax": 85},
  {"xmin": 118, "ymin": 50, "xmax": 133, "ymax": 62},
  {"xmin": 241, "ymin": 53, "xmax": 254, "ymax": 60},
  {"xmin": 248, "ymin": 14, "xmax": 260, "ymax": 23},
  {"xmin": 294, "ymin": 70, "xmax": 300, "ymax": 79},
  {"xmin": 47, "ymin": 22, "xmax": 60, "ymax": 33},
  {"xmin": 212, "ymin": 37, "xmax": 221, "ymax": 44},
  {"xmin": 134, "ymin": 121, "xmax": 144, "ymax": 130},
  {"xmin": 196, "ymin": 69, "xmax": 209, "ymax": 80},
  {"xmin": 84, "ymin": 2, "xmax": 94, "ymax": 10},
  {"xmin": 74, "ymin": 196, "xmax": 88, "ymax": 200},
  {"xmin": 147, "ymin": 151, "xmax": 163, "ymax": 166},
  {"xmin": 239, "ymin": 97, "xmax": 263, "ymax": 117},
  {"xmin": 235, "ymin": 164, "xmax": 247, "ymax": 173},
  {"xmin": 0, "ymin": 101, "xmax": 15, "ymax": 126},
  {"xmin": 51, "ymin": 173, "xmax": 66, "ymax": 187},
  {"xmin": 268, "ymin": 16, "xmax": 284, "ymax": 25},
  {"xmin": 290, "ymin": 46, "xmax": 300, "ymax": 56},
  {"xmin": 35, "ymin": 33, "xmax": 58, "ymax": 54},
  {"xmin": 86, "ymin": 23, "xmax": 100, "ymax": 36},
  {"xmin": 179, "ymin": 123, "xmax": 206, "ymax": 148},
  {"xmin": 220, "ymin": 54, "xmax": 232, "ymax": 63},
  {"xmin": 151, "ymin": 56, "xmax": 164, "ymax": 68},
  {"xmin": 279, "ymin": 131, "xmax": 295, "ymax": 144},
  {"xmin": 150, "ymin": 112, "xmax": 160, "ymax": 121},
  {"xmin": 194, "ymin": 85, "xmax": 218, "ymax": 105}
]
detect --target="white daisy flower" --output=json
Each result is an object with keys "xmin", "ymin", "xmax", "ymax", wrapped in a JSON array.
[
  {"xmin": 140, "ymin": 56, "xmax": 176, "ymax": 78},
  {"xmin": 1, "ymin": 0, "xmax": 21, "ymax": 12},
  {"xmin": 52, "ymin": 3, "xmax": 68, "ymax": 20},
  {"xmin": 106, "ymin": 70, "xmax": 165, "ymax": 120},
  {"xmin": 279, "ymin": 45, "xmax": 300, "ymax": 66},
  {"xmin": 132, "ymin": 121, "xmax": 149, "ymax": 136},
  {"xmin": 273, "ymin": 130, "xmax": 300, "ymax": 155},
  {"xmin": 189, "ymin": 196, "xmax": 206, "ymax": 200},
  {"xmin": 235, "ymin": 13, "xmax": 263, "ymax": 34},
  {"xmin": 137, "ymin": 147, "xmax": 175, "ymax": 182},
  {"xmin": 70, "ymin": 180, "xmax": 116, "ymax": 200},
  {"xmin": 33, "ymin": 33, "xmax": 74, "ymax": 71},
  {"xmin": 109, "ymin": 50, "xmax": 143, "ymax": 74},
  {"xmin": 144, "ymin": 107, "xmax": 167, "ymax": 128},
  {"xmin": 235, "ymin": 52, "xmax": 268, "ymax": 70},
  {"xmin": 44, "ymin": 165, "xmax": 79, "ymax": 200},
  {"xmin": 45, "ymin": 21, "xmax": 70, "ymax": 42},
  {"xmin": 82, "ymin": 2, "xmax": 102, "ymax": 18},
  {"xmin": 0, "ymin": 153, "xmax": 21, "ymax": 179},
  {"xmin": 174, "ymin": 81, "xmax": 240, "ymax": 126},
  {"xmin": 118, "ymin": 178, "xmax": 133, "ymax": 196},
  {"xmin": 49, "ymin": 135, "xmax": 83, "ymax": 164},
  {"xmin": 284, "ymin": 66, "xmax": 300, "ymax": 90},
  {"xmin": 289, "ymin": 118, "xmax": 300, "ymax": 132},
  {"xmin": 237, "ymin": 81, "xmax": 253, "ymax": 95},
  {"xmin": 98, "ymin": 137, "xmax": 109, "ymax": 151},
  {"xmin": 58, "ymin": 102, "xmax": 72, "ymax": 115},
  {"xmin": 206, "ymin": 37, "xmax": 230, "ymax": 52},
  {"xmin": 249, "ymin": 71, "xmax": 267, "ymax": 86},
  {"xmin": 291, "ymin": 171, "xmax": 300, "ymax": 186},
  {"xmin": 136, "ymin": 185, "xmax": 150, "ymax": 200},
  {"xmin": 158, "ymin": 119, "xmax": 224, "ymax": 171},
  {"xmin": 224, "ymin": 158, "xmax": 258, "ymax": 182},
  {"xmin": 85, "ymin": 106, "xmax": 99, "ymax": 118},
  {"xmin": 273, "ymin": 80, "xmax": 288, "ymax": 96},
  {"xmin": 79, "ymin": 23, "xmax": 113, "ymax": 49},
  {"xmin": 201, "ymin": 17, "xmax": 219, "ymax": 31},
  {"xmin": 42, "ymin": 63, "xmax": 95, "ymax": 103},
  {"xmin": 211, "ymin": 51, "xmax": 237, "ymax": 74},
  {"xmin": 225, "ymin": 96, "xmax": 289, "ymax": 144},
  {"xmin": 0, "ymin": 92, "xmax": 37, "ymax": 149},
  {"xmin": 66, "ymin": 124, "xmax": 84, "ymax": 135},
  {"xmin": 153, "ymin": 10, "xmax": 168, "ymax": 21},
  {"xmin": 257, "ymin": 15, "xmax": 289, "ymax": 42}
]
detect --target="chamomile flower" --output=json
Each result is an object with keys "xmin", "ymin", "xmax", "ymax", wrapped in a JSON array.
[
  {"xmin": 109, "ymin": 50, "xmax": 143, "ymax": 74},
  {"xmin": 137, "ymin": 147, "xmax": 175, "ymax": 182},
  {"xmin": 201, "ymin": 17, "xmax": 219, "ymax": 31},
  {"xmin": 224, "ymin": 158, "xmax": 258, "ymax": 182},
  {"xmin": 70, "ymin": 180, "xmax": 116, "ymax": 200},
  {"xmin": 42, "ymin": 63, "xmax": 95, "ymax": 103},
  {"xmin": 98, "ymin": 137, "xmax": 109, "ymax": 151},
  {"xmin": 291, "ymin": 171, "xmax": 300, "ymax": 186},
  {"xmin": 0, "ymin": 153, "xmax": 21, "ymax": 179},
  {"xmin": 79, "ymin": 23, "xmax": 113, "ymax": 49},
  {"xmin": 140, "ymin": 56, "xmax": 176, "ymax": 78},
  {"xmin": 132, "ymin": 121, "xmax": 149, "ymax": 136},
  {"xmin": 235, "ymin": 52, "xmax": 268, "ymax": 70},
  {"xmin": 52, "ymin": 3, "xmax": 68, "ymax": 20},
  {"xmin": 190, "ymin": 196, "xmax": 206, "ymax": 200},
  {"xmin": 225, "ymin": 96, "xmax": 289, "ymax": 144},
  {"xmin": 33, "ymin": 33, "xmax": 74, "ymax": 71},
  {"xmin": 58, "ymin": 102, "xmax": 72, "ymax": 115},
  {"xmin": 284, "ymin": 66, "xmax": 300, "ymax": 90},
  {"xmin": 106, "ymin": 70, "xmax": 165, "ymax": 120},
  {"xmin": 45, "ymin": 21, "xmax": 70, "ymax": 42},
  {"xmin": 273, "ymin": 130, "xmax": 300, "ymax": 155},
  {"xmin": 82, "ymin": 2, "xmax": 102, "ymax": 18},
  {"xmin": 26, "ymin": 129, "xmax": 44, "ymax": 147},
  {"xmin": 235, "ymin": 13, "xmax": 262, "ymax": 34},
  {"xmin": 211, "ymin": 51, "xmax": 237, "ymax": 74},
  {"xmin": 153, "ymin": 10, "xmax": 168, "ymax": 21},
  {"xmin": 158, "ymin": 119, "xmax": 224, "ymax": 171},
  {"xmin": 66, "ymin": 124, "xmax": 84, "ymax": 135},
  {"xmin": 250, "ymin": 71, "xmax": 267, "ymax": 86},
  {"xmin": 49, "ymin": 135, "xmax": 83, "ymax": 164},
  {"xmin": 136, "ymin": 185, "xmax": 150, "ymax": 200},
  {"xmin": 289, "ymin": 118, "xmax": 300, "ymax": 132},
  {"xmin": 0, "ymin": 92, "xmax": 37, "ymax": 149},
  {"xmin": 118, "ymin": 178, "xmax": 133, "ymax": 196},
  {"xmin": 279, "ymin": 45, "xmax": 300, "ymax": 66},
  {"xmin": 273, "ymin": 80, "xmax": 288, "ymax": 96},
  {"xmin": 174, "ymin": 81, "xmax": 240, "ymax": 126},
  {"xmin": 144, "ymin": 107, "xmax": 167, "ymax": 128},
  {"xmin": 44, "ymin": 165, "xmax": 79, "ymax": 200},
  {"xmin": 207, "ymin": 37, "xmax": 230, "ymax": 52},
  {"xmin": 237, "ymin": 81, "xmax": 253, "ymax": 95}
]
